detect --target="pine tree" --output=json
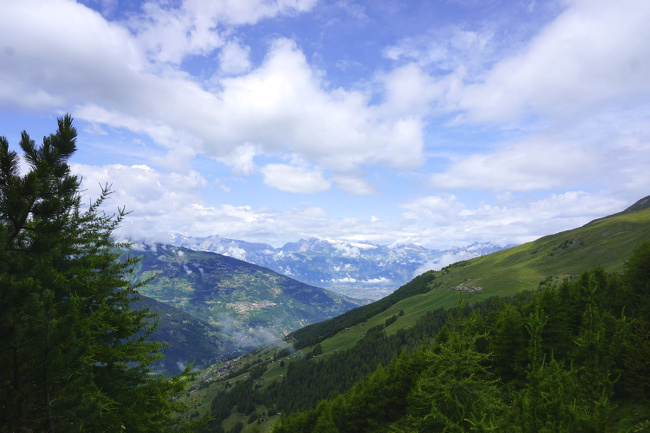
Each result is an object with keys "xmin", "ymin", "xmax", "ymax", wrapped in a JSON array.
[{"xmin": 0, "ymin": 116, "xmax": 196, "ymax": 432}]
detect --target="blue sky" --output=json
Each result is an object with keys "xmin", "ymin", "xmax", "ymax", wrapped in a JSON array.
[{"xmin": 1, "ymin": 0, "xmax": 649, "ymax": 249}]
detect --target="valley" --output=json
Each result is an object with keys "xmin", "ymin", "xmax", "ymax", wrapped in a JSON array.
[
  {"xmin": 166, "ymin": 195, "xmax": 650, "ymax": 433},
  {"xmin": 6, "ymin": 3, "xmax": 649, "ymax": 432},
  {"xmin": 127, "ymin": 243, "xmax": 365, "ymax": 374},
  {"xmin": 132, "ymin": 236, "xmax": 508, "ymax": 375},
  {"xmin": 169, "ymin": 235, "xmax": 508, "ymax": 300}
]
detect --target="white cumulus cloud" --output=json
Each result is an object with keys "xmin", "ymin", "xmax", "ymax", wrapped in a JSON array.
[{"xmin": 261, "ymin": 163, "xmax": 331, "ymax": 194}]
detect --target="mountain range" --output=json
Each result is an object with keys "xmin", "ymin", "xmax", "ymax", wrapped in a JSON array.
[
  {"xmin": 169, "ymin": 234, "xmax": 509, "ymax": 300},
  {"xmin": 179, "ymin": 194, "xmax": 650, "ymax": 432},
  {"xmin": 127, "ymin": 243, "xmax": 364, "ymax": 374}
]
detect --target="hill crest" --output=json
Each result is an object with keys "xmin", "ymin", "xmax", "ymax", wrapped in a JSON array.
[{"xmin": 286, "ymin": 193, "xmax": 650, "ymax": 349}]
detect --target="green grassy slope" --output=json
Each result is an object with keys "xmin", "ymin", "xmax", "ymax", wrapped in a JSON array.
[
  {"xmin": 289, "ymin": 199, "xmax": 650, "ymax": 351},
  {"xmin": 426, "ymin": 206, "xmax": 650, "ymax": 299}
]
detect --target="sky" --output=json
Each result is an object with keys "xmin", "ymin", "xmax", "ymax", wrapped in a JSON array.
[{"xmin": 1, "ymin": 0, "xmax": 650, "ymax": 250}]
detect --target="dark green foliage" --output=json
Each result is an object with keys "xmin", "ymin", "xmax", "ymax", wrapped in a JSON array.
[
  {"xmin": 384, "ymin": 314, "xmax": 398, "ymax": 327},
  {"xmin": 229, "ymin": 421, "xmax": 244, "ymax": 433},
  {"xmin": 271, "ymin": 305, "xmax": 504, "ymax": 433},
  {"xmin": 624, "ymin": 241, "xmax": 650, "ymax": 318},
  {"xmin": 208, "ymin": 378, "xmax": 258, "ymax": 426},
  {"xmin": 272, "ymin": 349, "xmax": 421, "ymax": 433},
  {"xmin": 0, "ymin": 116, "xmax": 197, "ymax": 432},
  {"xmin": 623, "ymin": 318, "xmax": 650, "ymax": 401},
  {"xmin": 249, "ymin": 364, "xmax": 267, "ymax": 380},
  {"xmin": 275, "ymin": 348, "xmax": 291, "ymax": 359},
  {"xmin": 259, "ymin": 307, "xmax": 450, "ymax": 415},
  {"xmin": 489, "ymin": 303, "xmax": 528, "ymax": 384},
  {"xmin": 311, "ymin": 343, "xmax": 323, "ymax": 357},
  {"xmin": 516, "ymin": 308, "xmax": 580, "ymax": 433},
  {"xmin": 405, "ymin": 305, "xmax": 504, "ymax": 432}
]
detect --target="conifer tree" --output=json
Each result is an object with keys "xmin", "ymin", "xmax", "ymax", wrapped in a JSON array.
[
  {"xmin": 623, "ymin": 240, "xmax": 650, "ymax": 318},
  {"xmin": 489, "ymin": 303, "xmax": 528, "ymax": 384},
  {"xmin": 405, "ymin": 299, "xmax": 503, "ymax": 432},
  {"xmin": 0, "ymin": 116, "xmax": 195, "ymax": 432},
  {"xmin": 619, "ymin": 241, "xmax": 650, "ymax": 401},
  {"xmin": 573, "ymin": 273, "xmax": 628, "ymax": 433},
  {"xmin": 516, "ymin": 308, "xmax": 579, "ymax": 433}
]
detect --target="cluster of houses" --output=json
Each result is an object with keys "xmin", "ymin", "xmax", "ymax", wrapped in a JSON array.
[
  {"xmin": 450, "ymin": 285, "xmax": 483, "ymax": 292},
  {"xmin": 194, "ymin": 357, "xmax": 241, "ymax": 390},
  {"xmin": 267, "ymin": 352, "xmax": 301, "ymax": 366}
]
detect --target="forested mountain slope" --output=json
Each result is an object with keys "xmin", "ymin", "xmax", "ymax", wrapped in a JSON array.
[
  {"xmin": 187, "ymin": 196, "xmax": 650, "ymax": 433},
  {"xmin": 135, "ymin": 295, "xmax": 237, "ymax": 375},
  {"xmin": 129, "ymin": 244, "xmax": 364, "ymax": 352},
  {"xmin": 273, "ymin": 249, "xmax": 650, "ymax": 433}
]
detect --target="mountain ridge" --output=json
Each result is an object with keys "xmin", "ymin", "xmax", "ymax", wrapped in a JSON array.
[
  {"xmin": 587, "ymin": 193, "xmax": 650, "ymax": 224},
  {"xmin": 287, "ymin": 196, "xmax": 650, "ymax": 350},
  {"xmin": 169, "ymin": 234, "xmax": 508, "ymax": 300},
  {"xmin": 179, "ymin": 194, "xmax": 650, "ymax": 431},
  {"xmin": 128, "ymin": 243, "xmax": 364, "ymax": 362}
]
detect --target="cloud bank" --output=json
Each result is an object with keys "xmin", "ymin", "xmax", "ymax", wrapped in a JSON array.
[{"xmin": 1, "ymin": 0, "xmax": 649, "ymax": 249}]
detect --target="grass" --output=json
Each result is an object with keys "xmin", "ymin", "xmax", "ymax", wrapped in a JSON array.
[{"xmin": 429, "ymin": 209, "xmax": 650, "ymax": 294}]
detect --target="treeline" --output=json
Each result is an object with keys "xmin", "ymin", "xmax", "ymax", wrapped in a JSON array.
[
  {"xmin": 201, "ymin": 305, "xmax": 453, "ymax": 432},
  {"xmin": 272, "ymin": 242, "xmax": 650, "ymax": 432},
  {"xmin": 202, "ymin": 282, "xmax": 520, "ymax": 430}
]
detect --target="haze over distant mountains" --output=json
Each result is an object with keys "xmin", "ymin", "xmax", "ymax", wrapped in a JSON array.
[
  {"xmin": 127, "ymin": 243, "xmax": 364, "ymax": 374},
  {"xmin": 169, "ymin": 235, "xmax": 510, "ymax": 299},
  {"xmin": 126, "ymin": 236, "xmax": 509, "ymax": 373}
]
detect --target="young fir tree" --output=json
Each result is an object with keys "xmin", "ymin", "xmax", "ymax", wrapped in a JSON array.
[{"xmin": 0, "ymin": 116, "xmax": 196, "ymax": 432}]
